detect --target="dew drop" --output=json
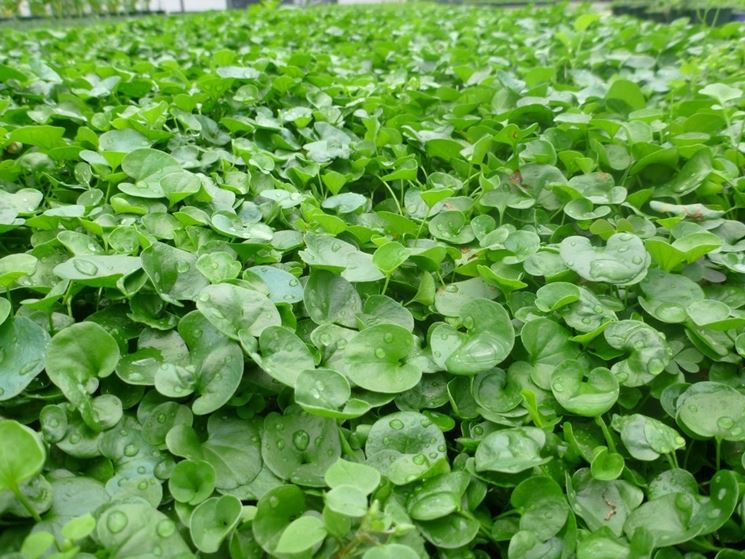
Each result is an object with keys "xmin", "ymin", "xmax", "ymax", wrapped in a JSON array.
[
  {"xmin": 269, "ymin": 496, "xmax": 280, "ymax": 508},
  {"xmin": 156, "ymin": 413, "xmax": 167, "ymax": 424},
  {"xmin": 177, "ymin": 261, "xmax": 190, "ymax": 273},
  {"xmin": 292, "ymin": 430, "xmax": 310, "ymax": 451},
  {"xmin": 717, "ymin": 416, "xmax": 735, "ymax": 430},
  {"xmin": 276, "ymin": 440, "xmax": 285, "ymax": 450},
  {"xmin": 389, "ymin": 419, "xmax": 404, "ymax": 430},
  {"xmin": 462, "ymin": 316, "xmax": 475, "ymax": 329},
  {"xmin": 374, "ymin": 348, "xmax": 386, "ymax": 359},
  {"xmin": 156, "ymin": 519, "xmax": 175, "ymax": 538},
  {"xmin": 73, "ymin": 259, "xmax": 99, "ymax": 276},
  {"xmin": 69, "ymin": 434, "xmax": 81, "ymax": 444},
  {"xmin": 412, "ymin": 454, "xmax": 427, "ymax": 465},
  {"xmin": 383, "ymin": 333, "xmax": 394, "ymax": 343},
  {"xmin": 19, "ymin": 360, "xmax": 40, "ymax": 375},
  {"xmin": 124, "ymin": 444, "xmax": 139, "ymax": 457},
  {"xmin": 445, "ymin": 284, "xmax": 458, "ymax": 293},
  {"xmin": 675, "ymin": 493, "xmax": 693, "ymax": 512},
  {"xmin": 137, "ymin": 480, "xmax": 149, "ymax": 490},
  {"xmin": 106, "ymin": 511, "xmax": 128, "ymax": 534},
  {"xmin": 648, "ymin": 358, "xmax": 665, "ymax": 374},
  {"xmin": 154, "ymin": 461, "xmax": 171, "ymax": 479}
]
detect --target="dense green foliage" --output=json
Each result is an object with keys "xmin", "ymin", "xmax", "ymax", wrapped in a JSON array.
[{"xmin": 1, "ymin": 3, "xmax": 745, "ymax": 558}]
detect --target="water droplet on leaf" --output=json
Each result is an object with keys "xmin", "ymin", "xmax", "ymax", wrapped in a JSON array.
[
  {"xmin": 106, "ymin": 511, "xmax": 128, "ymax": 534},
  {"xmin": 389, "ymin": 419, "xmax": 404, "ymax": 430},
  {"xmin": 292, "ymin": 430, "xmax": 310, "ymax": 451}
]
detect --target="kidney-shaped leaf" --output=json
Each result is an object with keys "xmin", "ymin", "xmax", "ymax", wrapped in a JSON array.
[
  {"xmin": 560, "ymin": 233, "xmax": 650, "ymax": 286},
  {"xmin": 190, "ymin": 495, "xmax": 242, "ymax": 553},
  {"xmin": 45, "ymin": 322, "xmax": 120, "ymax": 427},
  {"xmin": 0, "ymin": 316, "xmax": 49, "ymax": 401},
  {"xmin": 550, "ymin": 360, "xmax": 619, "ymax": 416},
  {"xmin": 0, "ymin": 420, "xmax": 46, "ymax": 491},
  {"xmin": 342, "ymin": 324, "xmax": 422, "ymax": 393},
  {"xmin": 196, "ymin": 283, "xmax": 281, "ymax": 340},
  {"xmin": 475, "ymin": 427, "xmax": 549, "ymax": 474},
  {"xmin": 604, "ymin": 320, "xmax": 672, "ymax": 387},
  {"xmin": 365, "ymin": 411, "xmax": 447, "ymax": 485},
  {"xmin": 430, "ymin": 298, "xmax": 514, "ymax": 375}
]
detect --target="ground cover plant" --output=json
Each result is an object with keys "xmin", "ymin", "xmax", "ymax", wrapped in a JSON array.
[{"xmin": 0, "ymin": 2, "xmax": 745, "ymax": 557}]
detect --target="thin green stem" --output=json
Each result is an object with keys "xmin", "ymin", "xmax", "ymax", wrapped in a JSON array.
[
  {"xmin": 11, "ymin": 485, "xmax": 42, "ymax": 523},
  {"xmin": 595, "ymin": 416, "xmax": 616, "ymax": 454},
  {"xmin": 378, "ymin": 178, "xmax": 402, "ymax": 215},
  {"xmin": 381, "ymin": 275, "xmax": 390, "ymax": 296}
]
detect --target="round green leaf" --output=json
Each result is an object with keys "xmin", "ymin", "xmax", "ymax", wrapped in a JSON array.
[
  {"xmin": 324, "ymin": 458, "xmax": 381, "ymax": 495},
  {"xmin": 431, "ymin": 298, "xmax": 514, "ymax": 375},
  {"xmin": 168, "ymin": 459, "xmax": 216, "ymax": 505},
  {"xmin": 246, "ymin": 265, "xmax": 303, "ymax": 304},
  {"xmin": 275, "ymin": 515, "xmax": 326, "ymax": 555},
  {"xmin": 252, "ymin": 485, "xmax": 306, "ymax": 555},
  {"xmin": 475, "ymin": 427, "xmax": 548, "ymax": 474},
  {"xmin": 590, "ymin": 447, "xmax": 625, "ymax": 481},
  {"xmin": 638, "ymin": 269, "xmax": 704, "ymax": 323},
  {"xmin": 295, "ymin": 368, "xmax": 351, "ymax": 417},
  {"xmin": 325, "ymin": 485, "xmax": 368, "ymax": 518},
  {"xmin": 141, "ymin": 242, "xmax": 209, "ymax": 303},
  {"xmin": 252, "ymin": 326, "xmax": 315, "ymax": 387},
  {"xmin": 677, "ymin": 382, "xmax": 745, "ymax": 441},
  {"xmin": 365, "ymin": 411, "xmax": 447, "ymax": 485},
  {"xmin": 0, "ymin": 420, "xmax": 46, "ymax": 491},
  {"xmin": 94, "ymin": 501, "xmax": 192, "ymax": 558},
  {"xmin": 190, "ymin": 495, "xmax": 242, "ymax": 553},
  {"xmin": 45, "ymin": 322, "xmax": 120, "ymax": 425},
  {"xmin": 611, "ymin": 414, "xmax": 685, "ymax": 461},
  {"xmin": 304, "ymin": 269, "xmax": 361, "ymax": 328},
  {"xmin": 261, "ymin": 410, "xmax": 341, "ymax": 486},
  {"xmin": 121, "ymin": 148, "xmax": 180, "ymax": 181},
  {"xmin": 342, "ymin": 324, "xmax": 422, "ymax": 393},
  {"xmin": 0, "ymin": 316, "xmax": 49, "ymax": 401},
  {"xmin": 560, "ymin": 233, "xmax": 650, "ymax": 286},
  {"xmin": 428, "ymin": 211, "xmax": 475, "ymax": 244},
  {"xmin": 550, "ymin": 361, "xmax": 619, "ymax": 417},
  {"xmin": 196, "ymin": 283, "xmax": 281, "ymax": 340},
  {"xmin": 604, "ymin": 320, "xmax": 672, "ymax": 387}
]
